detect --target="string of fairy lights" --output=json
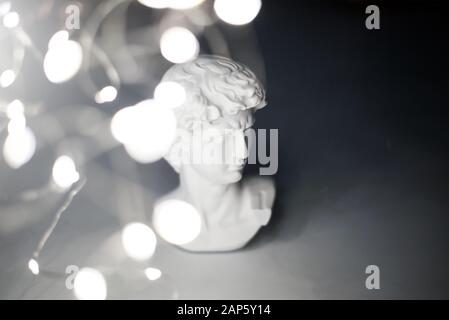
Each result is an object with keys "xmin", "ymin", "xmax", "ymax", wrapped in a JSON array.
[{"xmin": 0, "ymin": 0, "xmax": 264, "ymax": 299}]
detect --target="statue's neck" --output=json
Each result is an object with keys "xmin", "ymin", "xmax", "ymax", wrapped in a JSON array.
[{"xmin": 179, "ymin": 167, "xmax": 239, "ymax": 227}]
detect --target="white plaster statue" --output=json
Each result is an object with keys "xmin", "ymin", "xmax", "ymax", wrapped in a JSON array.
[{"xmin": 153, "ymin": 55, "xmax": 275, "ymax": 252}]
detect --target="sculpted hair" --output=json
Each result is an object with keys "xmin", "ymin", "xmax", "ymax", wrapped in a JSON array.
[{"xmin": 161, "ymin": 55, "xmax": 266, "ymax": 129}]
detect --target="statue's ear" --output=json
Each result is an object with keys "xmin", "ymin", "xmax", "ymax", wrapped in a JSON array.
[
  {"xmin": 256, "ymin": 100, "xmax": 268, "ymax": 110},
  {"xmin": 206, "ymin": 105, "xmax": 221, "ymax": 122}
]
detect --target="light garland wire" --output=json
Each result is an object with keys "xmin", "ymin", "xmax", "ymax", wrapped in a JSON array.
[{"xmin": 31, "ymin": 177, "xmax": 87, "ymax": 261}]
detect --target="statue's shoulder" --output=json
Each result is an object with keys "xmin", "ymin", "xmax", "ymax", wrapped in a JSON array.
[
  {"xmin": 243, "ymin": 176, "xmax": 276, "ymax": 226},
  {"xmin": 244, "ymin": 176, "xmax": 276, "ymax": 207}
]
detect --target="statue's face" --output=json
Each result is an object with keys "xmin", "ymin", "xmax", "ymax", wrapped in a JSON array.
[{"xmin": 189, "ymin": 109, "xmax": 254, "ymax": 185}]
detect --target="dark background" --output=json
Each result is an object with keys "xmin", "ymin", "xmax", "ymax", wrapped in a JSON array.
[{"xmin": 252, "ymin": 0, "xmax": 449, "ymax": 298}]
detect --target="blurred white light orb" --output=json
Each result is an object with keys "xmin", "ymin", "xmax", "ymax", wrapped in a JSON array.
[
  {"xmin": 169, "ymin": 0, "xmax": 205, "ymax": 10},
  {"xmin": 160, "ymin": 27, "xmax": 199, "ymax": 64},
  {"xmin": 121, "ymin": 222, "xmax": 157, "ymax": 261},
  {"xmin": 28, "ymin": 259, "xmax": 39, "ymax": 275},
  {"xmin": 110, "ymin": 99, "xmax": 177, "ymax": 163},
  {"xmin": 74, "ymin": 268, "xmax": 107, "ymax": 300},
  {"xmin": 0, "ymin": 2, "xmax": 11, "ymax": 16},
  {"xmin": 0, "ymin": 69, "xmax": 16, "ymax": 88},
  {"xmin": 110, "ymin": 106, "xmax": 135, "ymax": 144},
  {"xmin": 2, "ymin": 11, "xmax": 19, "ymax": 28},
  {"xmin": 214, "ymin": 0, "xmax": 262, "ymax": 25},
  {"xmin": 52, "ymin": 155, "xmax": 80, "ymax": 189},
  {"xmin": 7, "ymin": 114, "xmax": 26, "ymax": 135},
  {"xmin": 153, "ymin": 199, "xmax": 202, "ymax": 245},
  {"xmin": 138, "ymin": 0, "xmax": 204, "ymax": 10},
  {"xmin": 43, "ymin": 36, "xmax": 82, "ymax": 83},
  {"xmin": 95, "ymin": 86, "xmax": 117, "ymax": 104},
  {"xmin": 3, "ymin": 127, "xmax": 36, "ymax": 169},
  {"xmin": 6, "ymin": 99, "xmax": 25, "ymax": 119},
  {"xmin": 154, "ymin": 81, "xmax": 186, "ymax": 108},
  {"xmin": 145, "ymin": 267, "xmax": 162, "ymax": 281},
  {"xmin": 137, "ymin": 0, "xmax": 168, "ymax": 9},
  {"xmin": 6, "ymin": 99, "xmax": 24, "ymax": 119},
  {"xmin": 122, "ymin": 143, "xmax": 161, "ymax": 164},
  {"xmin": 47, "ymin": 30, "xmax": 69, "ymax": 50}
]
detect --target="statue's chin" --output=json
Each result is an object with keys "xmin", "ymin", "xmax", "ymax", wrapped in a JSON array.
[
  {"xmin": 226, "ymin": 171, "xmax": 243, "ymax": 183},
  {"xmin": 203, "ymin": 171, "xmax": 243, "ymax": 185}
]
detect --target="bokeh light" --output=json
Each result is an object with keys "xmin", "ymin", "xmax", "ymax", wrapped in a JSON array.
[
  {"xmin": 154, "ymin": 81, "xmax": 186, "ymax": 108},
  {"xmin": 121, "ymin": 222, "xmax": 157, "ymax": 261},
  {"xmin": 27, "ymin": 259, "xmax": 39, "ymax": 275},
  {"xmin": 137, "ymin": 0, "xmax": 168, "ymax": 9},
  {"xmin": 3, "ymin": 127, "xmax": 36, "ymax": 169},
  {"xmin": 95, "ymin": 85, "xmax": 118, "ymax": 104},
  {"xmin": 74, "ymin": 268, "xmax": 107, "ymax": 300},
  {"xmin": 138, "ymin": 0, "xmax": 204, "ymax": 10},
  {"xmin": 169, "ymin": 0, "xmax": 205, "ymax": 10},
  {"xmin": 7, "ymin": 114, "xmax": 26, "ymax": 135},
  {"xmin": 153, "ymin": 199, "xmax": 202, "ymax": 245},
  {"xmin": 6, "ymin": 99, "xmax": 24, "ymax": 119},
  {"xmin": 0, "ymin": 69, "xmax": 16, "ymax": 88},
  {"xmin": 145, "ymin": 267, "xmax": 162, "ymax": 281},
  {"xmin": 110, "ymin": 99, "xmax": 177, "ymax": 163},
  {"xmin": 0, "ymin": 2, "xmax": 11, "ymax": 16},
  {"xmin": 43, "ymin": 32, "xmax": 83, "ymax": 83},
  {"xmin": 160, "ymin": 27, "xmax": 199, "ymax": 64},
  {"xmin": 47, "ymin": 30, "xmax": 69, "ymax": 50},
  {"xmin": 214, "ymin": 0, "xmax": 262, "ymax": 25},
  {"xmin": 2, "ymin": 11, "xmax": 19, "ymax": 28},
  {"xmin": 110, "ymin": 106, "xmax": 135, "ymax": 144},
  {"xmin": 52, "ymin": 155, "xmax": 80, "ymax": 189}
]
